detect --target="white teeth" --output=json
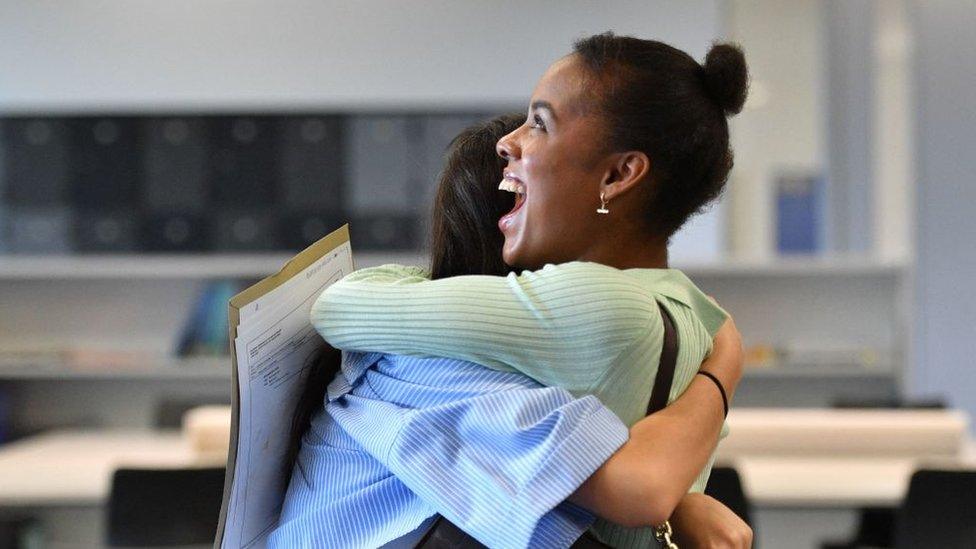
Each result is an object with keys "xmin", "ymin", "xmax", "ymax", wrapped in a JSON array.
[{"xmin": 498, "ymin": 179, "xmax": 525, "ymax": 194}]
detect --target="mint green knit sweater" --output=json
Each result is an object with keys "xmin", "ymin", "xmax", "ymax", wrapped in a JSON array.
[{"xmin": 313, "ymin": 261, "xmax": 729, "ymax": 548}]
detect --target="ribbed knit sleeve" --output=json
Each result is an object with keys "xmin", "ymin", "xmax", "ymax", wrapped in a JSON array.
[{"xmin": 311, "ymin": 261, "xmax": 662, "ymax": 392}]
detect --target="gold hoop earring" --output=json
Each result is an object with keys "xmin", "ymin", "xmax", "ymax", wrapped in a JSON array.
[{"xmin": 597, "ymin": 192, "xmax": 610, "ymax": 215}]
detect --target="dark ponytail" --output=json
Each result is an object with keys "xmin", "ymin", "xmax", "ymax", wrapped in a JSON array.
[
  {"xmin": 285, "ymin": 113, "xmax": 523, "ymax": 478},
  {"xmin": 573, "ymin": 32, "xmax": 749, "ymax": 239},
  {"xmin": 428, "ymin": 113, "xmax": 524, "ymax": 280},
  {"xmin": 284, "ymin": 345, "xmax": 340, "ymax": 479}
]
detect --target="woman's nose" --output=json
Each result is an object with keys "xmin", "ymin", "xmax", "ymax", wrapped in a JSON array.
[{"xmin": 496, "ymin": 129, "xmax": 520, "ymax": 160}]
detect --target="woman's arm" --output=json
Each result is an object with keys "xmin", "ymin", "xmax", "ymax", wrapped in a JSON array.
[
  {"xmin": 314, "ymin": 262, "xmax": 667, "ymax": 389},
  {"xmin": 331, "ymin": 317, "xmax": 742, "ymax": 540},
  {"xmin": 570, "ymin": 317, "xmax": 743, "ymax": 527}
]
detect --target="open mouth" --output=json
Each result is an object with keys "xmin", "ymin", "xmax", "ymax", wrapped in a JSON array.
[
  {"xmin": 498, "ymin": 177, "xmax": 526, "ymax": 219},
  {"xmin": 505, "ymin": 188, "xmax": 525, "ymax": 217}
]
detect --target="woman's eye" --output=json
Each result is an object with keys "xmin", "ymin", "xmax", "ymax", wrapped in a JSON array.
[{"xmin": 530, "ymin": 114, "xmax": 547, "ymax": 131}]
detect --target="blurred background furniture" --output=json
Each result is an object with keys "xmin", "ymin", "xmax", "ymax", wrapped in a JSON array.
[
  {"xmin": 820, "ymin": 469, "xmax": 976, "ymax": 549},
  {"xmin": 819, "ymin": 398, "xmax": 950, "ymax": 549},
  {"xmin": 821, "ymin": 507, "xmax": 896, "ymax": 549},
  {"xmin": 0, "ymin": 516, "xmax": 39, "ymax": 549},
  {"xmin": 716, "ymin": 407, "xmax": 975, "ymax": 548},
  {"xmin": 704, "ymin": 467, "xmax": 753, "ymax": 530},
  {"xmin": 0, "ymin": 428, "xmax": 225, "ymax": 548},
  {"xmin": 0, "ymin": 408, "xmax": 971, "ymax": 547},
  {"xmin": 893, "ymin": 469, "xmax": 976, "ymax": 549},
  {"xmin": 0, "ymin": 431, "xmax": 213, "ymax": 508},
  {"xmin": 106, "ymin": 467, "xmax": 225, "ymax": 548}
]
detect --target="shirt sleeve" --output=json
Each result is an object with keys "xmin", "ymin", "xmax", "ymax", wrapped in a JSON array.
[
  {"xmin": 312, "ymin": 261, "xmax": 662, "ymax": 392},
  {"xmin": 328, "ymin": 386, "xmax": 629, "ymax": 549}
]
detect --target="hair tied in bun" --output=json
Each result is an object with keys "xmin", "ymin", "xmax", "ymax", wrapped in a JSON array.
[{"xmin": 702, "ymin": 42, "xmax": 749, "ymax": 116}]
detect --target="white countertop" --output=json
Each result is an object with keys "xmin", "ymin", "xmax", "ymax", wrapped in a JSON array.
[
  {"xmin": 0, "ymin": 430, "xmax": 220, "ymax": 507},
  {"xmin": 721, "ymin": 453, "xmax": 974, "ymax": 507}
]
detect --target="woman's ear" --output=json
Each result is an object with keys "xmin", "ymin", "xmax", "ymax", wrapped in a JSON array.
[{"xmin": 600, "ymin": 151, "xmax": 651, "ymax": 201}]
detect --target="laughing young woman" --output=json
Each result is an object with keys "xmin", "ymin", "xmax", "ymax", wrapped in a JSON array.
[{"xmin": 274, "ymin": 33, "xmax": 751, "ymax": 548}]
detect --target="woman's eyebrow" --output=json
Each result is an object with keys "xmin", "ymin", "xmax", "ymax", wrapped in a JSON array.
[{"xmin": 530, "ymin": 100, "xmax": 557, "ymax": 121}]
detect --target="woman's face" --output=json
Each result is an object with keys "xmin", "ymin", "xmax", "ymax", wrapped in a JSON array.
[{"xmin": 496, "ymin": 55, "xmax": 613, "ymax": 270}]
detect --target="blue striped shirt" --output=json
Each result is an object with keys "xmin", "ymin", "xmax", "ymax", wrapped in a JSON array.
[{"xmin": 269, "ymin": 351, "xmax": 629, "ymax": 549}]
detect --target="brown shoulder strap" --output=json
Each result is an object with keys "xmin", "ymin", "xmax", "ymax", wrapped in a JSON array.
[{"xmin": 647, "ymin": 301, "xmax": 679, "ymax": 415}]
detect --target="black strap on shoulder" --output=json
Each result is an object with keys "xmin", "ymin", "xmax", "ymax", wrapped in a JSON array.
[
  {"xmin": 647, "ymin": 301, "xmax": 679, "ymax": 415},
  {"xmin": 415, "ymin": 515, "xmax": 612, "ymax": 549}
]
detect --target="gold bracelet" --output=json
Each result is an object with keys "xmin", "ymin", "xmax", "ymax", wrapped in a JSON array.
[{"xmin": 653, "ymin": 520, "xmax": 678, "ymax": 549}]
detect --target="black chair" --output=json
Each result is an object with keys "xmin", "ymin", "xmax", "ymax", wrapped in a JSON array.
[
  {"xmin": 894, "ymin": 469, "xmax": 976, "ymax": 549},
  {"xmin": 820, "ymin": 397, "xmax": 950, "ymax": 549},
  {"xmin": 704, "ymin": 466, "xmax": 754, "ymax": 531},
  {"xmin": 0, "ymin": 516, "xmax": 38, "ymax": 549},
  {"xmin": 106, "ymin": 467, "xmax": 225, "ymax": 547},
  {"xmin": 821, "ymin": 508, "xmax": 896, "ymax": 549}
]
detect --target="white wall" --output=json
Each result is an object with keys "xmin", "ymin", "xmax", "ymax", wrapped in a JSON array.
[
  {"xmin": 912, "ymin": 0, "xmax": 976, "ymax": 430},
  {"xmin": 0, "ymin": 0, "xmax": 728, "ymax": 261},
  {"xmin": 872, "ymin": 0, "xmax": 914, "ymax": 263},
  {"xmin": 0, "ymin": 0, "xmax": 720, "ymax": 112},
  {"xmin": 725, "ymin": 0, "xmax": 827, "ymax": 259}
]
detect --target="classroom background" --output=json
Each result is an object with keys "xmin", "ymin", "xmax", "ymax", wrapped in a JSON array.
[{"xmin": 1, "ymin": 1, "xmax": 974, "ymax": 548}]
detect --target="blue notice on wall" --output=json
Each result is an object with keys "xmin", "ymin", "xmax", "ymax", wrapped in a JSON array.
[{"xmin": 776, "ymin": 173, "xmax": 824, "ymax": 254}]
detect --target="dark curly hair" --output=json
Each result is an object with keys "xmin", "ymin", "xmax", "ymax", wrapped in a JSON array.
[{"xmin": 573, "ymin": 32, "xmax": 749, "ymax": 238}]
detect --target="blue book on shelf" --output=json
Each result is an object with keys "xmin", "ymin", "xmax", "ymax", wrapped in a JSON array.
[
  {"xmin": 776, "ymin": 174, "xmax": 824, "ymax": 254},
  {"xmin": 175, "ymin": 283, "xmax": 216, "ymax": 357},
  {"xmin": 204, "ymin": 281, "xmax": 237, "ymax": 354}
]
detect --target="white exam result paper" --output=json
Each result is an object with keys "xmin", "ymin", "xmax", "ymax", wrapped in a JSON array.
[{"xmin": 222, "ymin": 243, "xmax": 354, "ymax": 548}]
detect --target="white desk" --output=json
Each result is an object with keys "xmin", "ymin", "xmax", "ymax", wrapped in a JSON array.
[
  {"xmin": 0, "ymin": 428, "xmax": 974, "ymax": 510},
  {"xmin": 714, "ymin": 408, "xmax": 976, "ymax": 508},
  {"xmin": 0, "ymin": 430, "xmax": 220, "ymax": 508},
  {"xmin": 1, "ymin": 426, "xmax": 974, "ymax": 549},
  {"xmin": 722, "ymin": 454, "xmax": 975, "ymax": 508}
]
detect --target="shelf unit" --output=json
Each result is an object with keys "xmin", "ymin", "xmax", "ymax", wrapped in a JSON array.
[
  {"xmin": 0, "ymin": 356, "xmax": 229, "ymax": 381},
  {"xmin": 0, "ymin": 252, "xmax": 427, "ymax": 280},
  {"xmin": 0, "ymin": 252, "xmax": 912, "ymax": 431},
  {"xmin": 680, "ymin": 256, "xmax": 911, "ymax": 408},
  {"xmin": 0, "ymin": 252, "xmax": 904, "ymax": 279}
]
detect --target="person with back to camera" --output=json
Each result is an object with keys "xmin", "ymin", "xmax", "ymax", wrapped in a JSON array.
[{"xmin": 273, "ymin": 33, "xmax": 752, "ymax": 548}]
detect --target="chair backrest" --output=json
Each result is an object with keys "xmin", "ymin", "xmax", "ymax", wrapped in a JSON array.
[
  {"xmin": 106, "ymin": 467, "xmax": 225, "ymax": 547},
  {"xmin": 894, "ymin": 469, "xmax": 976, "ymax": 549},
  {"xmin": 704, "ymin": 466, "xmax": 753, "ymax": 528}
]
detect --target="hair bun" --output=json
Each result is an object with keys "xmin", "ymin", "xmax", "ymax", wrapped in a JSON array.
[{"xmin": 702, "ymin": 42, "xmax": 748, "ymax": 116}]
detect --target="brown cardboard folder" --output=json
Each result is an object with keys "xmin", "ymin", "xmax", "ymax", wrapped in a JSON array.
[{"xmin": 215, "ymin": 224, "xmax": 352, "ymax": 548}]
